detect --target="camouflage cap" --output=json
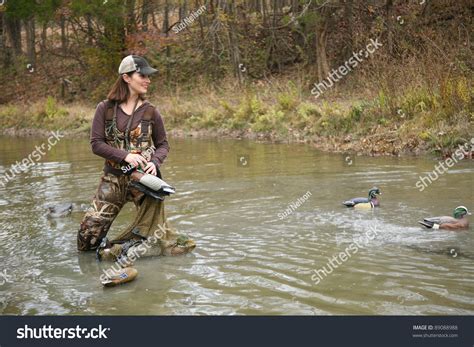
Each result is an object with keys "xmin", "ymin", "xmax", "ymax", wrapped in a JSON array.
[{"xmin": 118, "ymin": 55, "xmax": 158, "ymax": 75}]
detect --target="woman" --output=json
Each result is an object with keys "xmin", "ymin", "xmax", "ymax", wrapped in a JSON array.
[{"xmin": 77, "ymin": 55, "xmax": 195, "ymax": 286}]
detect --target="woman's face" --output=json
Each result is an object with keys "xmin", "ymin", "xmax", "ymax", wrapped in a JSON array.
[{"xmin": 123, "ymin": 72, "xmax": 151, "ymax": 95}]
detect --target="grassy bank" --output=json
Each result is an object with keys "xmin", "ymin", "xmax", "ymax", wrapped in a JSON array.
[{"xmin": 0, "ymin": 77, "xmax": 472, "ymax": 157}]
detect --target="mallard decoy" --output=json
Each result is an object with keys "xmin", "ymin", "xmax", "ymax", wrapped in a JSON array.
[
  {"xmin": 46, "ymin": 203, "xmax": 88, "ymax": 218},
  {"xmin": 342, "ymin": 187, "xmax": 381, "ymax": 208},
  {"xmin": 418, "ymin": 206, "xmax": 471, "ymax": 230},
  {"xmin": 129, "ymin": 170, "xmax": 175, "ymax": 201},
  {"xmin": 47, "ymin": 203, "xmax": 73, "ymax": 218}
]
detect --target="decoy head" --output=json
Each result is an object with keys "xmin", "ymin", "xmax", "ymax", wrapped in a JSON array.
[
  {"xmin": 453, "ymin": 206, "xmax": 471, "ymax": 219},
  {"xmin": 368, "ymin": 187, "xmax": 381, "ymax": 199}
]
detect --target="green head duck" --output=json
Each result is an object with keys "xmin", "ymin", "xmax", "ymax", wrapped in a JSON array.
[
  {"xmin": 454, "ymin": 206, "xmax": 471, "ymax": 219},
  {"xmin": 419, "ymin": 205, "xmax": 471, "ymax": 230},
  {"xmin": 343, "ymin": 187, "xmax": 381, "ymax": 208},
  {"xmin": 368, "ymin": 187, "xmax": 381, "ymax": 199}
]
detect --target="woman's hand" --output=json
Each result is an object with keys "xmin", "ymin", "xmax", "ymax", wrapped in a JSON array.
[
  {"xmin": 124, "ymin": 153, "xmax": 147, "ymax": 169},
  {"xmin": 143, "ymin": 161, "xmax": 157, "ymax": 176}
]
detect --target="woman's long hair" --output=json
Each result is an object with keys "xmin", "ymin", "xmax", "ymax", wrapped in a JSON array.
[{"xmin": 107, "ymin": 72, "xmax": 146, "ymax": 104}]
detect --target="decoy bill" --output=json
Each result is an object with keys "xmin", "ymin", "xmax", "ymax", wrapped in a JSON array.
[
  {"xmin": 342, "ymin": 187, "xmax": 381, "ymax": 209},
  {"xmin": 418, "ymin": 206, "xmax": 471, "ymax": 230}
]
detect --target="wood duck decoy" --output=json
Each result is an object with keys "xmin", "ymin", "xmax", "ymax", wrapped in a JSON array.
[
  {"xmin": 418, "ymin": 206, "xmax": 471, "ymax": 230},
  {"xmin": 342, "ymin": 187, "xmax": 381, "ymax": 209}
]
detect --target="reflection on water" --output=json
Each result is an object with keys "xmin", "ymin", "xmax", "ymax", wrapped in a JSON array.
[{"xmin": 0, "ymin": 136, "xmax": 473, "ymax": 315}]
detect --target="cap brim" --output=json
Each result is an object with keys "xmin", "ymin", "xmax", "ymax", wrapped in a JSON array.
[{"xmin": 140, "ymin": 67, "xmax": 158, "ymax": 75}]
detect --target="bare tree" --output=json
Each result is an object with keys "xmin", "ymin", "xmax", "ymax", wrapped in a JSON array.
[
  {"xmin": 314, "ymin": 4, "xmax": 331, "ymax": 80},
  {"xmin": 126, "ymin": 0, "xmax": 137, "ymax": 34},
  {"xmin": 141, "ymin": 0, "xmax": 150, "ymax": 31},
  {"xmin": 343, "ymin": 0, "xmax": 354, "ymax": 57},
  {"xmin": 0, "ymin": 11, "xmax": 10, "ymax": 68},
  {"xmin": 227, "ymin": 1, "xmax": 244, "ymax": 84},
  {"xmin": 5, "ymin": 16, "xmax": 22, "ymax": 57},
  {"xmin": 59, "ymin": 13, "xmax": 68, "ymax": 54},
  {"xmin": 25, "ymin": 15, "xmax": 36, "ymax": 66}
]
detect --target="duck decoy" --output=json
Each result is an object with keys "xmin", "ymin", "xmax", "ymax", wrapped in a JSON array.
[
  {"xmin": 101, "ymin": 267, "xmax": 138, "ymax": 287},
  {"xmin": 47, "ymin": 203, "xmax": 73, "ymax": 218},
  {"xmin": 46, "ymin": 203, "xmax": 88, "ymax": 218},
  {"xmin": 418, "ymin": 206, "xmax": 471, "ymax": 230},
  {"xmin": 129, "ymin": 170, "xmax": 175, "ymax": 201},
  {"xmin": 342, "ymin": 187, "xmax": 381, "ymax": 208}
]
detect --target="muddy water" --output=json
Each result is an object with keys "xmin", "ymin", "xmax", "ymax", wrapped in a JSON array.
[{"xmin": 0, "ymin": 136, "xmax": 473, "ymax": 315}]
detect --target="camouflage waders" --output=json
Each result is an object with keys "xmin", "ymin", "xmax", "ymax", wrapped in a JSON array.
[
  {"xmin": 77, "ymin": 100, "xmax": 195, "ymax": 259},
  {"xmin": 77, "ymin": 172, "xmax": 144, "ymax": 251}
]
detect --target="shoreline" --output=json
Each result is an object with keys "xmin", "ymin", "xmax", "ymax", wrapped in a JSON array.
[
  {"xmin": 1, "ymin": 89, "xmax": 471, "ymax": 160},
  {"xmin": 2, "ymin": 126, "xmax": 470, "ymax": 159}
]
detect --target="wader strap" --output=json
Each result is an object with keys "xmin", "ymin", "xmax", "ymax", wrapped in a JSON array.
[
  {"xmin": 141, "ymin": 105, "xmax": 155, "ymax": 137},
  {"xmin": 105, "ymin": 100, "xmax": 114, "ymax": 121},
  {"xmin": 125, "ymin": 98, "xmax": 140, "ymax": 137},
  {"xmin": 137, "ymin": 104, "xmax": 155, "ymax": 147},
  {"xmin": 113, "ymin": 102, "xmax": 118, "ymax": 123}
]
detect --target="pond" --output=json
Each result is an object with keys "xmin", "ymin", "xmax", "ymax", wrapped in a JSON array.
[{"xmin": 0, "ymin": 136, "xmax": 473, "ymax": 315}]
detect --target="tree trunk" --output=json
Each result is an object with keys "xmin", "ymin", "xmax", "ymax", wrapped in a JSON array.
[
  {"xmin": 0, "ymin": 11, "xmax": 4, "ymax": 65},
  {"xmin": 5, "ymin": 16, "xmax": 22, "ymax": 57},
  {"xmin": 262, "ymin": 0, "xmax": 268, "ymax": 26},
  {"xmin": 141, "ymin": 0, "xmax": 150, "ymax": 32},
  {"xmin": 343, "ymin": 0, "xmax": 353, "ymax": 57},
  {"xmin": 126, "ymin": 0, "xmax": 136, "ymax": 34},
  {"xmin": 25, "ymin": 16, "xmax": 36, "ymax": 66},
  {"xmin": 163, "ymin": 0, "xmax": 171, "ymax": 83},
  {"xmin": 196, "ymin": 0, "xmax": 205, "ymax": 41},
  {"xmin": 0, "ymin": 11, "xmax": 10, "ymax": 68},
  {"xmin": 179, "ymin": 0, "xmax": 188, "ymax": 21},
  {"xmin": 386, "ymin": 0, "xmax": 393, "ymax": 55},
  {"xmin": 227, "ymin": 1, "xmax": 243, "ymax": 84},
  {"xmin": 315, "ymin": 21, "xmax": 330, "ymax": 81},
  {"xmin": 151, "ymin": 5, "xmax": 157, "ymax": 29},
  {"xmin": 60, "ymin": 14, "xmax": 67, "ymax": 55},
  {"xmin": 86, "ymin": 14, "xmax": 93, "ymax": 44},
  {"xmin": 41, "ymin": 20, "xmax": 48, "ymax": 55},
  {"xmin": 162, "ymin": 0, "xmax": 169, "ymax": 33}
]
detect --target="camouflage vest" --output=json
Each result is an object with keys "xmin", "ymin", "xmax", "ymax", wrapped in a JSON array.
[{"xmin": 103, "ymin": 100, "xmax": 156, "ymax": 170}]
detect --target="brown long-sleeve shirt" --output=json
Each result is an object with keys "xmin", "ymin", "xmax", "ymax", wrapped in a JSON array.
[{"xmin": 90, "ymin": 100, "xmax": 169, "ymax": 167}]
